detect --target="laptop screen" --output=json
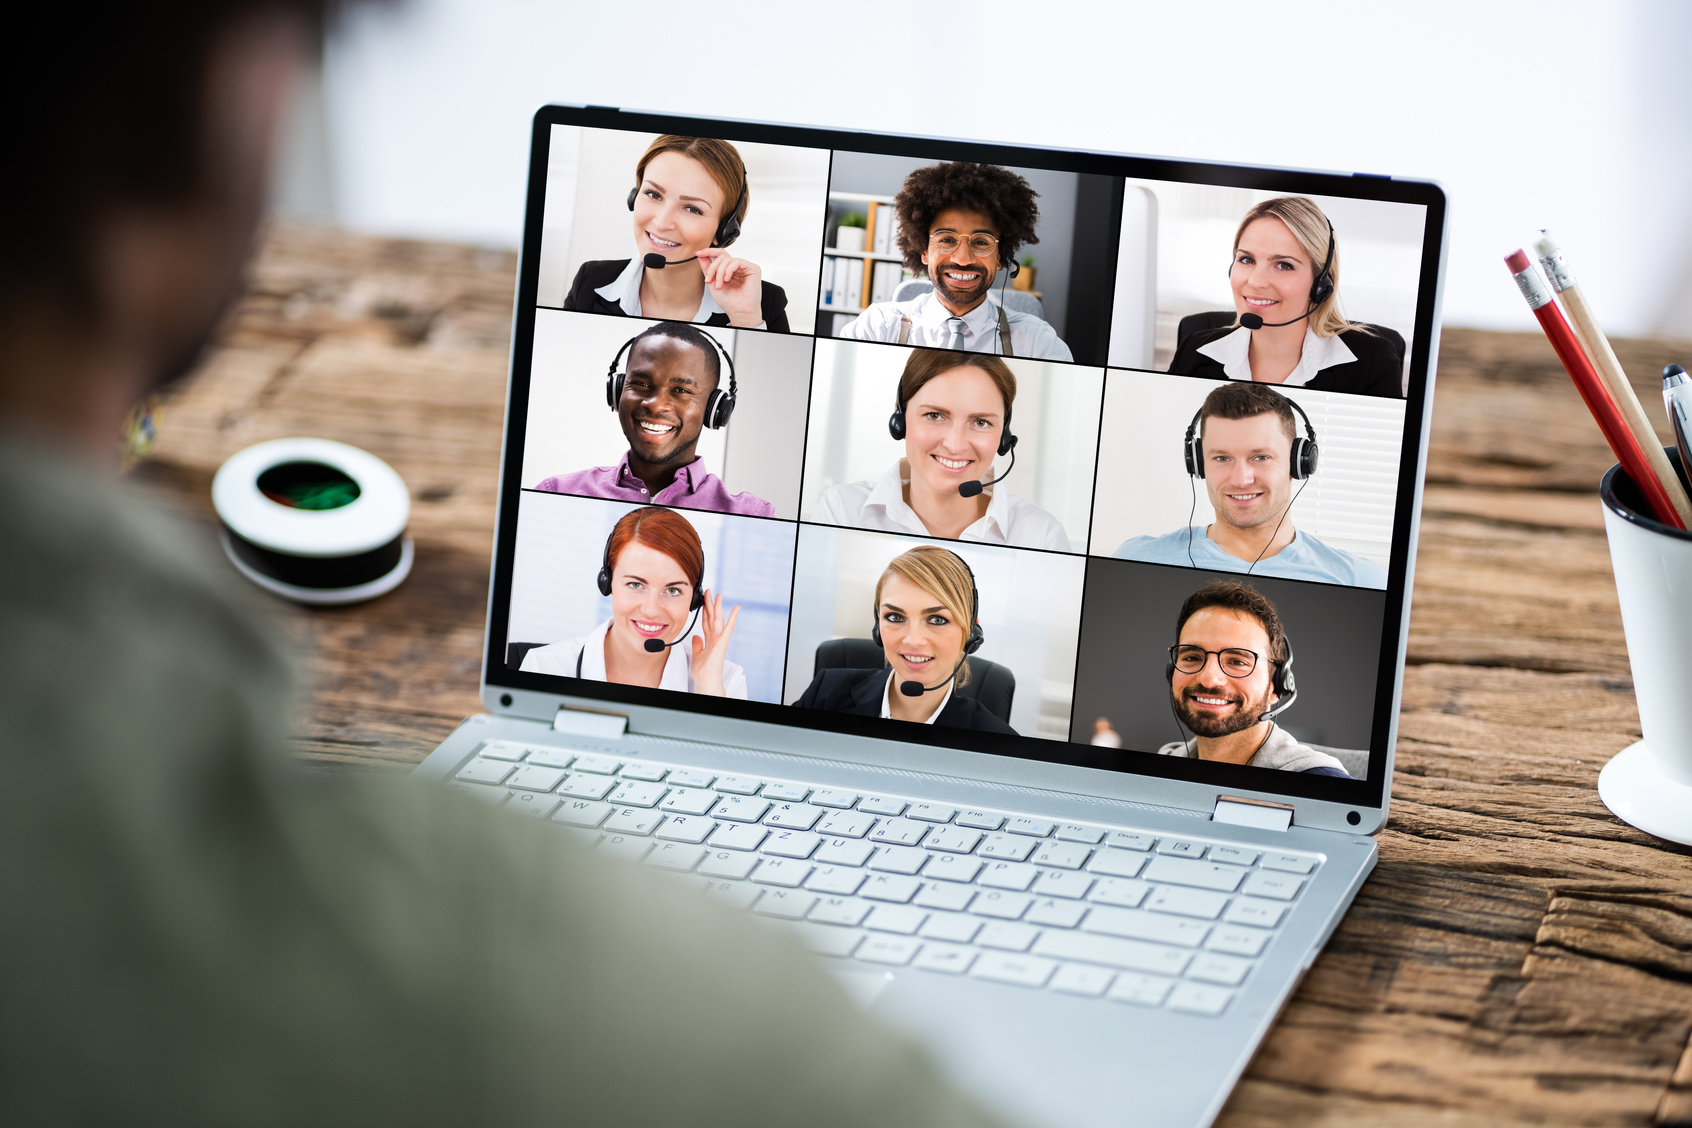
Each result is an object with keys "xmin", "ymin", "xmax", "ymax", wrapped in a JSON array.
[{"xmin": 487, "ymin": 106, "xmax": 1445, "ymax": 811}]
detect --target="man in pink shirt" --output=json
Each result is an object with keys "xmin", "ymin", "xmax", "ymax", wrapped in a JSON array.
[{"xmin": 535, "ymin": 322, "xmax": 774, "ymax": 517}]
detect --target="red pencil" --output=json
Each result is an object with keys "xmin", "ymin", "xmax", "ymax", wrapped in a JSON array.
[{"xmin": 1504, "ymin": 249, "xmax": 1684, "ymax": 529}]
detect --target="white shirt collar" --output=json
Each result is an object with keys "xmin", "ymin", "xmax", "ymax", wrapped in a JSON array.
[
  {"xmin": 583, "ymin": 618, "xmax": 696, "ymax": 692},
  {"xmin": 879, "ymin": 668, "xmax": 956, "ymax": 724},
  {"xmin": 860, "ymin": 459, "xmax": 1014, "ymax": 539},
  {"xmin": 908, "ymin": 290, "xmax": 1004, "ymax": 345},
  {"xmin": 1196, "ymin": 325, "xmax": 1357, "ymax": 387},
  {"xmin": 594, "ymin": 256, "xmax": 725, "ymax": 323}
]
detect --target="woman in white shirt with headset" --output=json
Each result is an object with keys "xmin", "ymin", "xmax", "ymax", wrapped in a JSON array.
[{"xmin": 811, "ymin": 349, "xmax": 1071, "ymax": 551}]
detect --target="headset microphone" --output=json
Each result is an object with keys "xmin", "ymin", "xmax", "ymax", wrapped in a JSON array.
[
  {"xmin": 958, "ymin": 444, "xmax": 1016, "ymax": 498},
  {"xmin": 1239, "ymin": 309, "xmax": 1314, "ymax": 331},
  {"xmin": 642, "ymin": 252, "xmax": 700, "ymax": 270},
  {"xmin": 900, "ymin": 654, "xmax": 967, "ymax": 697},
  {"xmin": 642, "ymin": 605, "xmax": 701, "ymax": 653}
]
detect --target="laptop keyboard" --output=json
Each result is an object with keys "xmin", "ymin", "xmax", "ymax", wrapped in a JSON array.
[{"xmin": 451, "ymin": 740, "xmax": 1320, "ymax": 1017}]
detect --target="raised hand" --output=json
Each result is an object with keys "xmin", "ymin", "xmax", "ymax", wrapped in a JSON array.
[
  {"xmin": 697, "ymin": 249, "xmax": 764, "ymax": 329},
  {"xmin": 689, "ymin": 589, "xmax": 741, "ymax": 696}
]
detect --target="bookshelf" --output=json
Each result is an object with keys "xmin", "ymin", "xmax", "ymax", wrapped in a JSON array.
[{"xmin": 820, "ymin": 191, "xmax": 915, "ymax": 319}]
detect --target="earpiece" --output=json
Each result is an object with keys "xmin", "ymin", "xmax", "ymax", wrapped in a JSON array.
[
  {"xmin": 871, "ymin": 552, "xmax": 984, "ymax": 655},
  {"xmin": 598, "ymin": 522, "xmax": 704, "ymax": 611},
  {"xmin": 1184, "ymin": 397, "xmax": 1319, "ymax": 481},
  {"xmin": 607, "ymin": 329, "xmax": 739, "ymax": 430},
  {"xmin": 627, "ymin": 174, "xmax": 748, "ymax": 249}
]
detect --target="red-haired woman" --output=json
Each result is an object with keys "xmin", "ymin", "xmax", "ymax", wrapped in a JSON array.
[{"xmin": 520, "ymin": 506, "xmax": 746, "ymax": 697}]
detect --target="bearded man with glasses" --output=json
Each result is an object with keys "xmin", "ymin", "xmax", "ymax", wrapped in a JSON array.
[
  {"xmin": 1159, "ymin": 581, "xmax": 1352, "ymax": 777},
  {"xmin": 839, "ymin": 162, "xmax": 1073, "ymax": 360}
]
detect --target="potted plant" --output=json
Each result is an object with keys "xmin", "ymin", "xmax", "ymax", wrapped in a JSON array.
[
  {"xmin": 1013, "ymin": 253, "xmax": 1037, "ymax": 292},
  {"xmin": 835, "ymin": 212, "xmax": 867, "ymax": 253}
]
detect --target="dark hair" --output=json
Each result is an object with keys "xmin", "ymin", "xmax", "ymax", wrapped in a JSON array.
[
  {"xmin": 1, "ymin": 2, "xmax": 336, "ymax": 321},
  {"xmin": 893, "ymin": 163, "xmax": 1040, "ymax": 275},
  {"xmin": 1175, "ymin": 581, "xmax": 1288, "ymax": 668},
  {"xmin": 898, "ymin": 348, "xmax": 1015, "ymax": 415},
  {"xmin": 631, "ymin": 322, "xmax": 722, "ymax": 391},
  {"xmin": 1197, "ymin": 382, "xmax": 1297, "ymax": 447}
]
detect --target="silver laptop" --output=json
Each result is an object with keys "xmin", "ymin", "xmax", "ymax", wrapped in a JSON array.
[{"xmin": 413, "ymin": 105, "xmax": 1446, "ymax": 1128}]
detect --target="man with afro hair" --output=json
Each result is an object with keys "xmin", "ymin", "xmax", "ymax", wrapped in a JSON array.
[{"xmin": 840, "ymin": 162, "xmax": 1072, "ymax": 360}]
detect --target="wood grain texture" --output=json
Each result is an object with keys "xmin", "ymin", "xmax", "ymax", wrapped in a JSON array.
[{"xmin": 148, "ymin": 225, "xmax": 1692, "ymax": 1125}]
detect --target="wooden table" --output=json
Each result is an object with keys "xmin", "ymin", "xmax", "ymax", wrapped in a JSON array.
[{"xmin": 149, "ymin": 224, "xmax": 1692, "ymax": 1127}]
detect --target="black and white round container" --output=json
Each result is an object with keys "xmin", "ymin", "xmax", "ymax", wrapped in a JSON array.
[{"xmin": 211, "ymin": 437, "xmax": 413, "ymax": 605}]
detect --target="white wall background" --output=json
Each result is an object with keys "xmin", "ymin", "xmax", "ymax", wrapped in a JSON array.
[
  {"xmin": 799, "ymin": 338, "xmax": 1103, "ymax": 552},
  {"xmin": 294, "ymin": 0, "xmax": 1692, "ymax": 341}
]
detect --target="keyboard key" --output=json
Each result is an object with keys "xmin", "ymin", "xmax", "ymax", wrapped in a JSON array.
[
  {"xmin": 455, "ymin": 758, "xmax": 515, "ymax": 786},
  {"xmin": 1104, "ymin": 831, "xmax": 1154, "ymax": 852},
  {"xmin": 710, "ymin": 796, "xmax": 770, "ymax": 823},
  {"xmin": 1187, "ymin": 953, "xmax": 1252, "ymax": 986},
  {"xmin": 1223, "ymin": 898, "xmax": 1289, "ymax": 929},
  {"xmin": 557, "ymin": 775, "xmax": 616, "ymax": 800},
  {"xmin": 1209, "ymin": 846, "xmax": 1258, "ymax": 867},
  {"xmin": 919, "ymin": 912, "xmax": 981, "ymax": 943},
  {"xmin": 1107, "ymin": 972, "xmax": 1175, "ymax": 1007},
  {"xmin": 597, "ymin": 835, "xmax": 651, "ymax": 862},
  {"xmin": 923, "ymin": 826, "xmax": 983, "ymax": 853},
  {"xmin": 808, "ymin": 896, "xmax": 871, "ymax": 927},
  {"xmin": 707, "ymin": 823, "xmax": 767, "ymax": 852},
  {"xmin": 912, "ymin": 943, "xmax": 976, "ymax": 974},
  {"xmin": 667, "ymin": 769, "xmax": 715, "ymax": 789},
  {"xmin": 977, "ymin": 922, "xmax": 1037, "ymax": 952},
  {"xmin": 978, "ymin": 834, "xmax": 1036, "ymax": 862},
  {"xmin": 867, "ymin": 846, "xmax": 927, "ymax": 875},
  {"xmin": 552, "ymin": 799, "xmax": 612, "ymax": 828},
  {"xmin": 602, "ymin": 807, "xmax": 663, "ymax": 836},
  {"xmin": 653, "ymin": 814, "xmax": 713, "ymax": 844},
  {"xmin": 645, "ymin": 842, "xmax": 706, "ymax": 872},
  {"xmin": 762, "ymin": 782, "xmax": 810, "ymax": 802},
  {"xmin": 506, "ymin": 792, "xmax": 559, "ymax": 819},
  {"xmin": 810, "ymin": 788, "xmax": 859, "ymax": 809},
  {"xmin": 1088, "ymin": 878, "xmax": 1150, "ymax": 908},
  {"xmin": 618, "ymin": 762, "xmax": 667, "ymax": 782},
  {"xmin": 447, "ymin": 782, "xmax": 507, "ymax": 805},
  {"xmin": 475, "ymin": 741, "xmax": 528, "ymax": 761},
  {"xmin": 1084, "ymin": 906, "xmax": 1209, "ymax": 948},
  {"xmin": 750, "ymin": 858, "xmax": 813, "ymax": 887},
  {"xmin": 907, "ymin": 803, "xmax": 956, "ymax": 823},
  {"xmin": 814, "ymin": 838, "xmax": 875, "ymax": 867},
  {"xmin": 921, "ymin": 854, "xmax": 983, "ymax": 884},
  {"xmin": 1143, "ymin": 857, "xmax": 1247, "ymax": 892},
  {"xmin": 978, "ymin": 862, "xmax": 1039, "ymax": 892},
  {"xmin": 970, "ymin": 952, "xmax": 1055, "ymax": 988},
  {"xmin": 1241, "ymin": 872, "xmax": 1304, "ymax": 900},
  {"xmin": 1050, "ymin": 962, "xmax": 1114, "ymax": 997},
  {"xmin": 863, "ymin": 904, "xmax": 927, "ymax": 935},
  {"xmin": 956, "ymin": 810, "xmax": 1004, "ymax": 830},
  {"xmin": 571, "ymin": 754, "xmax": 623, "ymax": 775},
  {"xmin": 970, "ymin": 890, "xmax": 1033, "ymax": 920},
  {"xmin": 753, "ymin": 890, "xmax": 817, "ymax": 920},
  {"xmin": 1145, "ymin": 886, "xmax": 1230, "ymax": 920},
  {"xmin": 1088, "ymin": 849, "xmax": 1150, "ymax": 879},
  {"xmin": 1167, "ymin": 981, "xmax": 1232, "ymax": 1016},
  {"xmin": 1034, "ymin": 931, "xmax": 1191, "ymax": 977},
  {"xmin": 857, "ymin": 935, "xmax": 920, "ymax": 966},
  {"xmin": 524, "ymin": 748, "xmax": 575, "ymax": 769},
  {"xmin": 1261, "ymin": 853, "xmax": 1317, "ymax": 874},
  {"xmin": 868, "ymin": 818, "xmax": 929, "ymax": 847},
  {"xmin": 1157, "ymin": 839, "xmax": 1206, "ymax": 858},
  {"xmin": 698, "ymin": 850, "xmax": 759, "ymax": 880},
  {"xmin": 658, "ymin": 788, "xmax": 718, "ymax": 816},
  {"xmin": 860, "ymin": 874, "xmax": 921, "ymax": 903},
  {"xmin": 1031, "ymin": 870, "xmax": 1094, "ymax": 900},
  {"xmin": 700, "ymin": 880, "xmax": 761, "ymax": 909},
  {"xmin": 1055, "ymin": 824, "xmax": 1105, "ymax": 844},
  {"xmin": 765, "ymin": 804, "xmax": 823, "ymax": 830},
  {"xmin": 1206, "ymin": 925, "xmax": 1270, "ymax": 958},
  {"xmin": 1004, "ymin": 817, "xmax": 1054, "ymax": 838},
  {"xmin": 763, "ymin": 830, "xmax": 822, "ymax": 859},
  {"xmin": 1026, "ymin": 898, "xmax": 1089, "ymax": 929},
  {"xmin": 788, "ymin": 923, "xmax": 862, "ymax": 958},
  {"xmin": 606, "ymin": 780, "xmax": 667, "ymax": 807},
  {"xmin": 715, "ymin": 775, "xmax": 764, "ymax": 795},
  {"xmin": 913, "ymin": 881, "xmax": 976, "ymax": 913},
  {"xmin": 1031, "ymin": 841, "xmax": 1091, "ymax": 869},
  {"xmin": 816, "ymin": 811, "xmax": 876, "ymax": 838},
  {"xmin": 858, "ymin": 796, "xmax": 906, "ymax": 816},
  {"xmin": 805, "ymin": 867, "xmax": 867, "ymax": 896}
]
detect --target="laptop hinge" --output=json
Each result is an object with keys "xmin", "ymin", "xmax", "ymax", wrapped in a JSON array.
[
  {"xmin": 1212, "ymin": 797, "xmax": 1293, "ymax": 832},
  {"xmin": 553, "ymin": 707, "xmax": 628, "ymax": 740}
]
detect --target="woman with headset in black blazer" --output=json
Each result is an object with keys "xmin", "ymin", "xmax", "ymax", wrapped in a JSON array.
[
  {"xmin": 563, "ymin": 135, "xmax": 790, "ymax": 332},
  {"xmin": 1167, "ymin": 196, "xmax": 1403, "ymax": 398},
  {"xmin": 792, "ymin": 544, "xmax": 1016, "ymax": 734}
]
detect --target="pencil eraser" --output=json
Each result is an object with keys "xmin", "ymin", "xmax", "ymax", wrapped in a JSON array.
[
  {"xmin": 1533, "ymin": 229, "xmax": 1559, "ymax": 258},
  {"xmin": 1504, "ymin": 249, "xmax": 1531, "ymax": 273}
]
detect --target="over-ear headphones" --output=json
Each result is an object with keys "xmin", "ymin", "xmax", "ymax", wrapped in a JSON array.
[
  {"xmin": 606, "ymin": 328, "xmax": 738, "ymax": 431},
  {"xmin": 627, "ymin": 173, "xmax": 748, "ymax": 249},
  {"xmin": 1164, "ymin": 637, "xmax": 1298, "ymax": 718},
  {"xmin": 597, "ymin": 518, "xmax": 705, "ymax": 612},
  {"xmin": 889, "ymin": 378, "xmax": 1018, "ymax": 457},
  {"xmin": 1228, "ymin": 218, "xmax": 1335, "ymax": 309},
  {"xmin": 1184, "ymin": 395, "xmax": 1318, "ymax": 481},
  {"xmin": 871, "ymin": 551, "xmax": 984, "ymax": 656}
]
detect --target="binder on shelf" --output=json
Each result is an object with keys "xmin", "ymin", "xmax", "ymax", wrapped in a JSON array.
[
  {"xmin": 832, "ymin": 256, "xmax": 850, "ymax": 308},
  {"xmin": 820, "ymin": 256, "xmax": 836, "ymax": 306},
  {"xmin": 847, "ymin": 258, "xmax": 865, "ymax": 309}
]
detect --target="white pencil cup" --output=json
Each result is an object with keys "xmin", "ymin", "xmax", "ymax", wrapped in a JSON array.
[{"xmin": 1598, "ymin": 454, "xmax": 1692, "ymax": 844}]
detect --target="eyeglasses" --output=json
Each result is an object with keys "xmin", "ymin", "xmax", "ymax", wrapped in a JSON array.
[
  {"xmin": 928, "ymin": 232, "xmax": 999, "ymax": 258},
  {"xmin": 1169, "ymin": 644, "xmax": 1262, "ymax": 678}
]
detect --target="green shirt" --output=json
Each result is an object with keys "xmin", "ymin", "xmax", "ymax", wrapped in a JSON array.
[{"xmin": 0, "ymin": 433, "xmax": 1013, "ymax": 1127}]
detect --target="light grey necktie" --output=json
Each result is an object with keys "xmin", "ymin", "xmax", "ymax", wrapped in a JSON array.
[{"xmin": 944, "ymin": 316, "xmax": 967, "ymax": 350}]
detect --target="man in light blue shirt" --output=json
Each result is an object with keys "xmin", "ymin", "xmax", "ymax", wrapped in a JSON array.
[{"xmin": 1115, "ymin": 383, "xmax": 1387, "ymax": 589}]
